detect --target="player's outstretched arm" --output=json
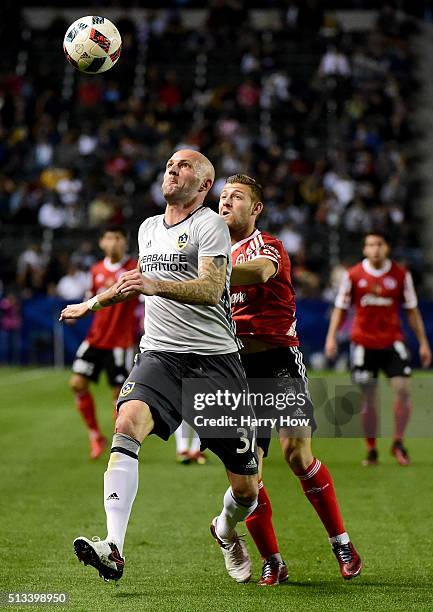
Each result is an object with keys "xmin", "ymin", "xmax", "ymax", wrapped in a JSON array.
[
  {"xmin": 406, "ymin": 307, "xmax": 432, "ymax": 367},
  {"xmin": 231, "ymin": 257, "xmax": 277, "ymax": 286},
  {"xmin": 325, "ymin": 307, "xmax": 347, "ymax": 359},
  {"xmin": 59, "ymin": 280, "xmax": 140, "ymax": 321},
  {"xmin": 117, "ymin": 256, "xmax": 227, "ymax": 306}
]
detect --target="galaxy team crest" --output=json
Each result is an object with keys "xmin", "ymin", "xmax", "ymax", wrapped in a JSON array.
[{"xmin": 177, "ymin": 232, "xmax": 189, "ymax": 250}]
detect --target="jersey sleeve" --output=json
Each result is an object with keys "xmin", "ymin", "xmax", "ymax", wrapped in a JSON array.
[
  {"xmin": 137, "ymin": 219, "xmax": 150, "ymax": 257},
  {"xmin": 251, "ymin": 237, "xmax": 282, "ymax": 275},
  {"xmin": 402, "ymin": 271, "xmax": 418, "ymax": 309},
  {"xmin": 334, "ymin": 270, "xmax": 353, "ymax": 309},
  {"xmin": 196, "ymin": 212, "xmax": 231, "ymax": 259}
]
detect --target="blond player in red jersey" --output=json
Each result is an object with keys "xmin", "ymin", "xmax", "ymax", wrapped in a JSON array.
[
  {"xmin": 325, "ymin": 231, "xmax": 432, "ymax": 466},
  {"xmin": 69, "ymin": 226, "xmax": 138, "ymax": 459},
  {"xmin": 220, "ymin": 174, "xmax": 362, "ymax": 585}
]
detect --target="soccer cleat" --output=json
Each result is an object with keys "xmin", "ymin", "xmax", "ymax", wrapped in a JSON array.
[
  {"xmin": 73, "ymin": 536, "xmax": 124, "ymax": 582},
  {"xmin": 362, "ymin": 448, "xmax": 378, "ymax": 466},
  {"xmin": 210, "ymin": 517, "xmax": 252, "ymax": 583},
  {"xmin": 189, "ymin": 451, "xmax": 207, "ymax": 465},
  {"xmin": 332, "ymin": 541, "xmax": 362, "ymax": 580},
  {"xmin": 258, "ymin": 559, "xmax": 289, "ymax": 586},
  {"xmin": 90, "ymin": 436, "xmax": 107, "ymax": 460},
  {"xmin": 391, "ymin": 440, "xmax": 410, "ymax": 466},
  {"xmin": 176, "ymin": 451, "xmax": 191, "ymax": 464}
]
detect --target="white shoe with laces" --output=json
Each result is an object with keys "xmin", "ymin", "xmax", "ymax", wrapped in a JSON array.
[
  {"xmin": 210, "ymin": 517, "xmax": 252, "ymax": 583},
  {"xmin": 73, "ymin": 536, "xmax": 124, "ymax": 582}
]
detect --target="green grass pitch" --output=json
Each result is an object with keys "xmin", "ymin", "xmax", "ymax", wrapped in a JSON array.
[{"xmin": 1, "ymin": 366, "xmax": 433, "ymax": 612}]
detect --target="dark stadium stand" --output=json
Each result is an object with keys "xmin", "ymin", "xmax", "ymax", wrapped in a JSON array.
[{"xmin": 0, "ymin": 2, "xmax": 431, "ymax": 363}]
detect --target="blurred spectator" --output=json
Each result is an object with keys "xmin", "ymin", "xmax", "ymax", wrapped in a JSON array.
[
  {"xmin": 0, "ymin": 293, "xmax": 21, "ymax": 363},
  {"xmin": 32, "ymin": 135, "xmax": 54, "ymax": 170},
  {"xmin": 78, "ymin": 79, "xmax": 103, "ymax": 109},
  {"xmin": 237, "ymin": 79, "xmax": 261, "ymax": 110},
  {"xmin": 292, "ymin": 249, "xmax": 321, "ymax": 297},
  {"xmin": 241, "ymin": 48, "xmax": 260, "ymax": 75},
  {"xmin": 56, "ymin": 264, "xmax": 89, "ymax": 301},
  {"xmin": 56, "ymin": 168, "xmax": 83, "ymax": 206},
  {"xmin": 159, "ymin": 72, "xmax": 183, "ymax": 110},
  {"xmin": 88, "ymin": 194, "xmax": 116, "ymax": 227},
  {"xmin": 16, "ymin": 244, "xmax": 46, "ymax": 296},
  {"xmin": 318, "ymin": 45, "xmax": 351, "ymax": 77},
  {"xmin": 278, "ymin": 223, "xmax": 303, "ymax": 255},
  {"xmin": 71, "ymin": 241, "xmax": 97, "ymax": 272},
  {"xmin": 38, "ymin": 193, "xmax": 67, "ymax": 229},
  {"xmin": 323, "ymin": 168, "xmax": 355, "ymax": 211},
  {"xmin": 344, "ymin": 198, "xmax": 372, "ymax": 233}
]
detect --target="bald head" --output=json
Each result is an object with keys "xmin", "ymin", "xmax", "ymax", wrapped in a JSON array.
[
  {"xmin": 177, "ymin": 149, "xmax": 215, "ymax": 184},
  {"xmin": 196, "ymin": 151, "xmax": 215, "ymax": 184},
  {"xmin": 162, "ymin": 149, "xmax": 215, "ymax": 206}
]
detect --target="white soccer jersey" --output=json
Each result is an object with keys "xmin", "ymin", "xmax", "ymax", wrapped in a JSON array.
[{"xmin": 138, "ymin": 206, "xmax": 238, "ymax": 354}]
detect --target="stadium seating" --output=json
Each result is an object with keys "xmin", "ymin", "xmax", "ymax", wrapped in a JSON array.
[{"xmin": 0, "ymin": 3, "xmax": 428, "ymax": 362}]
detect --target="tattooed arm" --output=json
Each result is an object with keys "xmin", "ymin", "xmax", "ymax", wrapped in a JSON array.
[{"xmin": 116, "ymin": 255, "xmax": 227, "ymax": 306}]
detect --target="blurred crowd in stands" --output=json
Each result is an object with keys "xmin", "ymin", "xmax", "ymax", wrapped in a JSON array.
[{"xmin": 0, "ymin": 1, "xmax": 426, "ymax": 354}]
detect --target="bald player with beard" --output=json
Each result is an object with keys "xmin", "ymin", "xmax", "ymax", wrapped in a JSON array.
[{"xmin": 60, "ymin": 150, "xmax": 259, "ymax": 585}]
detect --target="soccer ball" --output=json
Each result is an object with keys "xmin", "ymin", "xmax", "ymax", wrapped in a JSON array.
[{"xmin": 63, "ymin": 16, "xmax": 121, "ymax": 74}]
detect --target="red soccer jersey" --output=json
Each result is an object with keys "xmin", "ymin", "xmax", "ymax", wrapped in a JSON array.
[
  {"xmin": 231, "ymin": 229, "xmax": 299, "ymax": 347},
  {"xmin": 86, "ymin": 257, "xmax": 139, "ymax": 349},
  {"xmin": 335, "ymin": 258, "xmax": 418, "ymax": 349}
]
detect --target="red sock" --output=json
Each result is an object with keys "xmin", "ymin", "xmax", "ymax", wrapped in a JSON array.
[
  {"xmin": 394, "ymin": 399, "xmax": 412, "ymax": 441},
  {"xmin": 75, "ymin": 390, "xmax": 100, "ymax": 433},
  {"xmin": 245, "ymin": 481, "xmax": 279, "ymax": 558},
  {"xmin": 297, "ymin": 458, "xmax": 345, "ymax": 539},
  {"xmin": 361, "ymin": 401, "xmax": 377, "ymax": 449},
  {"xmin": 366, "ymin": 437, "xmax": 376, "ymax": 451}
]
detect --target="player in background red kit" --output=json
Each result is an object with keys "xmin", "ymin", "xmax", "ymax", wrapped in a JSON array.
[
  {"xmin": 220, "ymin": 174, "xmax": 361, "ymax": 585},
  {"xmin": 69, "ymin": 226, "xmax": 138, "ymax": 459},
  {"xmin": 325, "ymin": 232, "xmax": 431, "ymax": 466}
]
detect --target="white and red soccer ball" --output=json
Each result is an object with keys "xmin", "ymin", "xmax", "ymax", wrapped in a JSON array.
[{"xmin": 63, "ymin": 16, "xmax": 122, "ymax": 74}]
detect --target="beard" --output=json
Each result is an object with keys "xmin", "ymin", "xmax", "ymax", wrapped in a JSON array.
[
  {"xmin": 162, "ymin": 179, "xmax": 199, "ymax": 203},
  {"xmin": 162, "ymin": 182, "xmax": 180, "ymax": 199}
]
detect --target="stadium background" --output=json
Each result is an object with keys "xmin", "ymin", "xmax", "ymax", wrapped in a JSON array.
[
  {"xmin": 2, "ymin": 3, "xmax": 433, "ymax": 612},
  {"xmin": 1, "ymin": 0, "xmax": 433, "ymax": 367}
]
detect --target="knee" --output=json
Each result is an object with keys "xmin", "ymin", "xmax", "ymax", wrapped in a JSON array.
[
  {"xmin": 231, "ymin": 480, "xmax": 258, "ymax": 505},
  {"xmin": 281, "ymin": 438, "xmax": 296, "ymax": 465},
  {"xmin": 361, "ymin": 388, "xmax": 377, "ymax": 410},
  {"xmin": 115, "ymin": 409, "xmax": 139, "ymax": 438},
  {"xmin": 287, "ymin": 449, "xmax": 309, "ymax": 473},
  {"xmin": 396, "ymin": 389, "xmax": 411, "ymax": 404},
  {"xmin": 115, "ymin": 401, "xmax": 154, "ymax": 442},
  {"xmin": 69, "ymin": 374, "xmax": 87, "ymax": 394},
  {"xmin": 282, "ymin": 439, "xmax": 312, "ymax": 473}
]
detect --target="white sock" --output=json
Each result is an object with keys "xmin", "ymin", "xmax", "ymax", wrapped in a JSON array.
[
  {"xmin": 216, "ymin": 487, "xmax": 258, "ymax": 543},
  {"xmin": 329, "ymin": 532, "xmax": 350, "ymax": 546},
  {"xmin": 104, "ymin": 434, "xmax": 140, "ymax": 555},
  {"xmin": 174, "ymin": 422, "xmax": 189, "ymax": 454},
  {"xmin": 189, "ymin": 428, "xmax": 201, "ymax": 454}
]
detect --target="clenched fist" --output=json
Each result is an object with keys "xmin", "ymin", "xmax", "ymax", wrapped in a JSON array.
[{"xmin": 116, "ymin": 269, "xmax": 157, "ymax": 296}]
